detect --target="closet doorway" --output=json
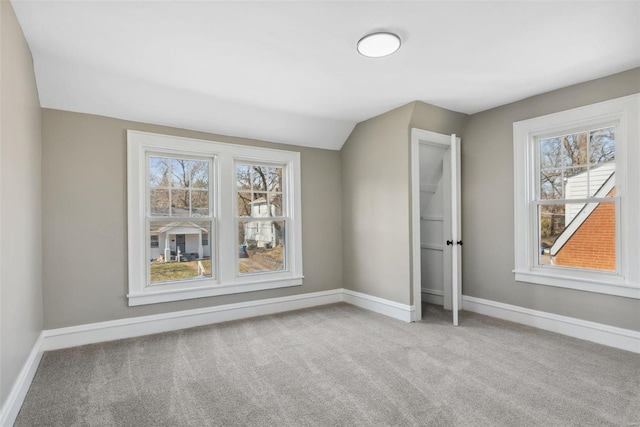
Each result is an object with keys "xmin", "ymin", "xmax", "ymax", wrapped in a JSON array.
[{"xmin": 411, "ymin": 129, "xmax": 462, "ymax": 325}]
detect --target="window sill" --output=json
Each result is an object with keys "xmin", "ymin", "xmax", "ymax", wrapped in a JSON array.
[
  {"xmin": 128, "ymin": 276, "xmax": 304, "ymax": 306},
  {"xmin": 513, "ymin": 269, "xmax": 640, "ymax": 299}
]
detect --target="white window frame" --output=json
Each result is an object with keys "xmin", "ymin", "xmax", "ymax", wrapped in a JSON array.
[
  {"xmin": 127, "ymin": 131, "xmax": 303, "ymax": 306},
  {"xmin": 513, "ymin": 94, "xmax": 640, "ymax": 299}
]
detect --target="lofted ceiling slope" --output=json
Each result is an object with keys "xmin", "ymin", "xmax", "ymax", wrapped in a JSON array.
[{"xmin": 10, "ymin": 1, "xmax": 640, "ymax": 150}]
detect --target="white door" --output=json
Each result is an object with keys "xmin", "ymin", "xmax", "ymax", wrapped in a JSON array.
[
  {"xmin": 448, "ymin": 134, "xmax": 462, "ymax": 325},
  {"xmin": 411, "ymin": 129, "xmax": 462, "ymax": 325}
]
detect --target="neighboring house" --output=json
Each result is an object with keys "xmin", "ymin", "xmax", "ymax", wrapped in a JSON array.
[
  {"xmin": 243, "ymin": 197, "xmax": 281, "ymax": 248},
  {"xmin": 551, "ymin": 171, "xmax": 616, "ymax": 271},
  {"xmin": 151, "ymin": 221, "xmax": 211, "ymax": 260}
]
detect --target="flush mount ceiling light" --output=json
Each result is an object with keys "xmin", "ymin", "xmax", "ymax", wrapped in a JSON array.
[{"xmin": 357, "ymin": 32, "xmax": 401, "ymax": 58}]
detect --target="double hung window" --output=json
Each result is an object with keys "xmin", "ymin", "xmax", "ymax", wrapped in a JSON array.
[
  {"xmin": 127, "ymin": 131, "xmax": 303, "ymax": 306},
  {"xmin": 513, "ymin": 94, "xmax": 640, "ymax": 298},
  {"xmin": 536, "ymin": 126, "xmax": 617, "ymax": 272}
]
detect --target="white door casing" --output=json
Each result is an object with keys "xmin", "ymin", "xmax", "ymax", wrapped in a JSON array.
[{"xmin": 411, "ymin": 129, "xmax": 462, "ymax": 324}]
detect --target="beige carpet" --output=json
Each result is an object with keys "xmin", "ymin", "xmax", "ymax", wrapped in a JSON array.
[{"xmin": 15, "ymin": 303, "xmax": 640, "ymax": 426}]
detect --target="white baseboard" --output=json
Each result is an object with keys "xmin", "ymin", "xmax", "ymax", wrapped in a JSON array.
[
  {"xmin": 44, "ymin": 289, "xmax": 343, "ymax": 351},
  {"xmin": 462, "ymin": 295, "xmax": 640, "ymax": 354},
  {"xmin": 0, "ymin": 332, "xmax": 44, "ymax": 427},
  {"xmin": 421, "ymin": 289, "xmax": 444, "ymax": 306},
  {"xmin": 342, "ymin": 289, "xmax": 413, "ymax": 322},
  {"xmin": 43, "ymin": 289, "xmax": 413, "ymax": 352}
]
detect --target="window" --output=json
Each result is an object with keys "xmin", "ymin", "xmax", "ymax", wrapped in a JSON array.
[
  {"xmin": 236, "ymin": 163, "xmax": 285, "ymax": 275},
  {"xmin": 147, "ymin": 155, "xmax": 214, "ymax": 284},
  {"xmin": 513, "ymin": 94, "xmax": 640, "ymax": 299},
  {"xmin": 127, "ymin": 131, "xmax": 303, "ymax": 306},
  {"xmin": 537, "ymin": 126, "xmax": 616, "ymax": 272}
]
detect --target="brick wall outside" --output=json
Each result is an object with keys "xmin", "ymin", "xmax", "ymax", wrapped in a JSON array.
[{"xmin": 555, "ymin": 189, "xmax": 615, "ymax": 271}]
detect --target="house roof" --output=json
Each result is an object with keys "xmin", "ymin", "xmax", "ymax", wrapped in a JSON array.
[
  {"xmin": 550, "ymin": 172, "xmax": 615, "ymax": 256},
  {"xmin": 155, "ymin": 221, "xmax": 209, "ymax": 234},
  {"xmin": 10, "ymin": 1, "xmax": 640, "ymax": 150}
]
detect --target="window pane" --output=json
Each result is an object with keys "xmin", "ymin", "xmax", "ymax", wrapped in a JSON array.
[
  {"xmin": 237, "ymin": 191, "xmax": 252, "ymax": 216},
  {"xmin": 236, "ymin": 164, "xmax": 251, "ymax": 190},
  {"xmin": 540, "ymin": 137, "xmax": 562, "ymax": 170},
  {"xmin": 238, "ymin": 220, "xmax": 285, "ymax": 274},
  {"xmin": 252, "ymin": 166, "xmax": 268, "ymax": 191},
  {"xmin": 589, "ymin": 163, "xmax": 616, "ymax": 197},
  {"xmin": 171, "ymin": 189, "xmax": 190, "ymax": 216},
  {"xmin": 589, "ymin": 127, "xmax": 615, "ymax": 165},
  {"xmin": 539, "ymin": 203, "xmax": 565, "ymax": 256},
  {"xmin": 251, "ymin": 192, "xmax": 270, "ymax": 217},
  {"xmin": 149, "ymin": 157, "xmax": 170, "ymax": 188},
  {"xmin": 150, "ymin": 189, "xmax": 169, "ymax": 216},
  {"xmin": 538, "ymin": 202, "xmax": 616, "ymax": 272},
  {"xmin": 563, "ymin": 132, "xmax": 588, "ymax": 167},
  {"xmin": 564, "ymin": 166, "xmax": 587, "ymax": 200},
  {"xmin": 171, "ymin": 159, "xmax": 190, "ymax": 188},
  {"xmin": 149, "ymin": 220, "xmax": 213, "ymax": 284},
  {"xmin": 269, "ymin": 193, "xmax": 283, "ymax": 216},
  {"xmin": 540, "ymin": 169, "xmax": 562, "ymax": 200},
  {"xmin": 191, "ymin": 190, "xmax": 209, "ymax": 216},
  {"xmin": 191, "ymin": 161, "xmax": 209, "ymax": 189},
  {"xmin": 266, "ymin": 167, "xmax": 283, "ymax": 192}
]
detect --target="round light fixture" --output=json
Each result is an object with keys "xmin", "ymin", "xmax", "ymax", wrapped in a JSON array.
[{"xmin": 357, "ymin": 32, "xmax": 401, "ymax": 58}]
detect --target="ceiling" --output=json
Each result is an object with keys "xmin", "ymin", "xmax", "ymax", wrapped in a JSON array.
[{"xmin": 11, "ymin": 1, "xmax": 640, "ymax": 150}]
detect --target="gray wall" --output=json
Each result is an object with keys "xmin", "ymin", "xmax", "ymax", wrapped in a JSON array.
[
  {"xmin": 462, "ymin": 68, "xmax": 640, "ymax": 331},
  {"xmin": 0, "ymin": 0, "xmax": 43, "ymax": 405},
  {"xmin": 341, "ymin": 101, "xmax": 467, "ymax": 306},
  {"xmin": 409, "ymin": 101, "xmax": 469, "ymax": 137},
  {"xmin": 41, "ymin": 110, "xmax": 342, "ymax": 328},
  {"xmin": 341, "ymin": 104, "xmax": 414, "ymax": 305}
]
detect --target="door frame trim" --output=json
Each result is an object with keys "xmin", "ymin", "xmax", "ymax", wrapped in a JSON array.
[{"xmin": 410, "ymin": 128, "xmax": 461, "ymax": 322}]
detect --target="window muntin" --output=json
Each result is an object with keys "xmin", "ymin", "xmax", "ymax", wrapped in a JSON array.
[
  {"xmin": 236, "ymin": 163, "xmax": 286, "ymax": 275},
  {"xmin": 535, "ymin": 126, "xmax": 618, "ymax": 273}
]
